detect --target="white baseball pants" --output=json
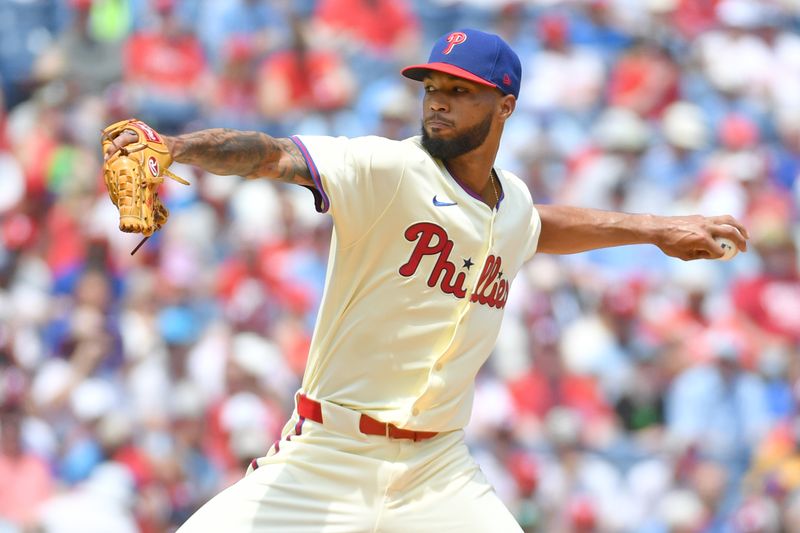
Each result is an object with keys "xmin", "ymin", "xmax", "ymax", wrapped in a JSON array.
[{"xmin": 176, "ymin": 396, "xmax": 522, "ymax": 532}]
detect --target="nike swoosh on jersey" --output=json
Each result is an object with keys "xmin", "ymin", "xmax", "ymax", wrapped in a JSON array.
[{"xmin": 432, "ymin": 195, "xmax": 458, "ymax": 207}]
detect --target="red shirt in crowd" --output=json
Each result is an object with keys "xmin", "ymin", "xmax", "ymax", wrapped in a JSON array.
[
  {"xmin": 733, "ymin": 275, "xmax": 800, "ymax": 343},
  {"xmin": 258, "ymin": 49, "xmax": 353, "ymax": 114},
  {"xmin": 313, "ymin": 0, "xmax": 418, "ymax": 52},
  {"xmin": 607, "ymin": 44, "xmax": 679, "ymax": 119},
  {"xmin": 124, "ymin": 31, "xmax": 206, "ymax": 94},
  {"xmin": 0, "ymin": 452, "xmax": 54, "ymax": 527}
]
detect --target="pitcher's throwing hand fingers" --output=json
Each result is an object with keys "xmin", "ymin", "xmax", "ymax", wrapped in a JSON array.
[{"xmin": 710, "ymin": 215, "xmax": 749, "ymax": 253}]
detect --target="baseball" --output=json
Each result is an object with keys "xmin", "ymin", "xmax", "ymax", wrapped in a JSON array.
[{"xmin": 715, "ymin": 237, "xmax": 738, "ymax": 261}]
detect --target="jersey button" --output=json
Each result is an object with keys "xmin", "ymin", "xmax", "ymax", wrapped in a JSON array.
[
  {"xmin": 412, "ymin": 408, "xmax": 420, "ymax": 416},
  {"xmin": 434, "ymin": 363, "xmax": 443, "ymax": 371}
]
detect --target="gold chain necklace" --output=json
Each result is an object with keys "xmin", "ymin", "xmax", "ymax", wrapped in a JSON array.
[{"xmin": 489, "ymin": 169, "xmax": 499, "ymax": 207}]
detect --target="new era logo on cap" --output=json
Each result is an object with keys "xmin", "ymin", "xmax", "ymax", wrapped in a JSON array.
[{"xmin": 401, "ymin": 29, "xmax": 522, "ymax": 99}]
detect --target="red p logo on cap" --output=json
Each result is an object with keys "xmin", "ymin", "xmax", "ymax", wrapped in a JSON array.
[{"xmin": 442, "ymin": 32, "xmax": 467, "ymax": 54}]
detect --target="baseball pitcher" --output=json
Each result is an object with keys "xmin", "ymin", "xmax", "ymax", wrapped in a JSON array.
[{"xmin": 103, "ymin": 29, "xmax": 748, "ymax": 532}]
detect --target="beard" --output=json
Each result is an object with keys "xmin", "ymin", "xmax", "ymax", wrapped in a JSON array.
[{"xmin": 421, "ymin": 114, "xmax": 492, "ymax": 160}]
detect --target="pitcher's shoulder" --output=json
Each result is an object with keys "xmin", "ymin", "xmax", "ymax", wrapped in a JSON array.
[
  {"xmin": 351, "ymin": 135, "xmax": 432, "ymax": 169},
  {"xmin": 497, "ymin": 168, "xmax": 534, "ymax": 205}
]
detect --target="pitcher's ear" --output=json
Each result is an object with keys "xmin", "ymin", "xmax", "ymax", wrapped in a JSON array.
[{"xmin": 499, "ymin": 94, "xmax": 516, "ymax": 121}]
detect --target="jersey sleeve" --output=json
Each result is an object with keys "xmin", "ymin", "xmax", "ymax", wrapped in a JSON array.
[
  {"xmin": 523, "ymin": 204, "xmax": 542, "ymax": 262},
  {"xmin": 291, "ymin": 135, "xmax": 407, "ymax": 246},
  {"xmin": 500, "ymin": 169, "xmax": 542, "ymax": 263}
]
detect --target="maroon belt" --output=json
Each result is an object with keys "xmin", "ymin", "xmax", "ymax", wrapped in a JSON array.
[{"xmin": 296, "ymin": 394, "xmax": 439, "ymax": 442}]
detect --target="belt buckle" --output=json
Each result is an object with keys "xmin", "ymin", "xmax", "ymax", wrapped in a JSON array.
[{"xmin": 385, "ymin": 422, "xmax": 391, "ymax": 438}]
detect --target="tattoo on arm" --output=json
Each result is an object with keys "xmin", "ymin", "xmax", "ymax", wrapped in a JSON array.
[
  {"xmin": 167, "ymin": 129, "xmax": 313, "ymax": 186},
  {"xmin": 272, "ymin": 138, "xmax": 315, "ymax": 186}
]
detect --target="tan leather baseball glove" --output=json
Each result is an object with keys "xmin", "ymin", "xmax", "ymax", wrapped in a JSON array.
[{"xmin": 101, "ymin": 119, "xmax": 189, "ymax": 237}]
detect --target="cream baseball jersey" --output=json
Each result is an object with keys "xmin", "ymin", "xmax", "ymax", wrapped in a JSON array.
[{"xmin": 291, "ymin": 134, "xmax": 541, "ymax": 432}]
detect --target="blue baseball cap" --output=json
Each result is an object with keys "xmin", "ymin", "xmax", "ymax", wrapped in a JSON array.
[{"xmin": 402, "ymin": 29, "xmax": 522, "ymax": 99}]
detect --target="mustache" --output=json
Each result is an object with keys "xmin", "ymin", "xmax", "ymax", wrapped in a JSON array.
[{"xmin": 424, "ymin": 114, "xmax": 454, "ymax": 127}]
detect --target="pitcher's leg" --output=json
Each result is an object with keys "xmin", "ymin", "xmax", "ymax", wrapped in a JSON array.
[
  {"xmin": 381, "ymin": 466, "xmax": 522, "ymax": 533},
  {"xmin": 177, "ymin": 434, "xmax": 385, "ymax": 533},
  {"xmin": 379, "ymin": 433, "xmax": 523, "ymax": 533}
]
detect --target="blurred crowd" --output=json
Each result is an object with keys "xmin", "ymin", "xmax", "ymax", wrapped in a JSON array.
[{"xmin": 1, "ymin": 0, "xmax": 800, "ymax": 531}]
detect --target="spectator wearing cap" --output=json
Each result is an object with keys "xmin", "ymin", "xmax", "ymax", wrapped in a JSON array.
[
  {"xmin": 640, "ymin": 101, "xmax": 710, "ymax": 200},
  {"xmin": 373, "ymin": 84, "xmax": 417, "ymax": 141},
  {"xmin": 661, "ymin": 100, "xmax": 712, "ymax": 153}
]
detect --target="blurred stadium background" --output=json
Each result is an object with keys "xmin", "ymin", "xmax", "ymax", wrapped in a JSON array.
[{"xmin": 1, "ymin": 0, "xmax": 800, "ymax": 531}]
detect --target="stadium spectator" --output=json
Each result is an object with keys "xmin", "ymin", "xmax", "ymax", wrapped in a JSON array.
[
  {"xmin": 665, "ymin": 336, "xmax": 771, "ymax": 466},
  {"xmin": 37, "ymin": 461, "xmax": 138, "ymax": 533},
  {"xmin": 122, "ymin": 0, "xmax": 209, "ymax": 133},
  {"xmin": 195, "ymin": 0, "xmax": 287, "ymax": 69},
  {"xmin": 607, "ymin": 39, "xmax": 680, "ymax": 119},
  {"xmin": 312, "ymin": 0, "xmax": 420, "ymax": 62},
  {"xmin": 731, "ymin": 216, "xmax": 800, "ymax": 344},
  {"xmin": 0, "ymin": 402, "xmax": 54, "ymax": 529},
  {"xmin": 33, "ymin": 0, "xmax": 124, "ymax": 100},
  {"xmin": 202, "ymin": 36, "xmax": 263, "ymax": 132},
  {"xmin": 0, "ymin": 0, "xmax": 68, "ymax": 108},
  {"xmin": 518, "ymin": 12, "xmax": 606, "ymax": 118},
  {"xmin": 255, "ymin": 16, "xmax": 356, "ymax": 135}
]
